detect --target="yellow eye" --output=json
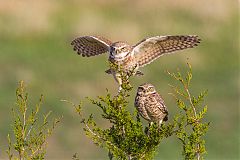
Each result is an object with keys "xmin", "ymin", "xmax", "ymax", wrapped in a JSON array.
[
  {"xmin": 117, "ymin": 49, "xmax": 122, "ymax": 54},
  {"xmin": 148, "ymin": 87, "xmax": 154, "ymax": 92},
  {"xmin": 138, "ymin": 88, "xmax": 143, "ymax": 92},
  {"xmin": 121, "ymin": 47, "xmax": 126, "ymax": 52}
]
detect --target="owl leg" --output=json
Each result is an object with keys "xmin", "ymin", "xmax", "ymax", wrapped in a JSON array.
[
  {"xmin": 150, "ymin": 122, "xmax": 154, "ymax": 126},
  {"xmin": 118, "ymin": 85, "xmax": 122, "ymax": 93},
  {"xmin": 113, "ymin": 73, "xmax": 123, "ymax": 92},
  {"xmin": 159, "ymin": 119, "xmax": 163, "ymax": 126},
  {"xmin": 145, "ymin": 122, "xmax": 154, "ymax": 136}
]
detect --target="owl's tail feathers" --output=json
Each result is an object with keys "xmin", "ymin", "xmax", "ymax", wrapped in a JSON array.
[
  {"xmin": 163, "ymin": 115, "xmax": 168, "ymax": 122},
  {"xmin": 158, "ymin": 115, "xmax": 168, "ymax": 127},
  {"xmin": 136, "ymin": 70, "xmax": 144, "ymax": 76}
]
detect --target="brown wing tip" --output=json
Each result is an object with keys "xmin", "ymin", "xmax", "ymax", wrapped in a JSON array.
[
  {"xmin": 70, "ymin": 36, "xmax": 110, "ymax": 57},
  {"xmin": 190, "ymin": 35, "xmax": 201, "ymax": 43},
  {"xmin": 194, "ymin": 35, "xmax": 201, "ymax": 44},
  {"xmin": 186, "ymin": 35, "xmax": 201, "ymax": 47},
  {"xmin": 171, "ymin": 35, "xmax": 201, "ymax": 46},
  {"xmin": 70, "ymin": 40, "xmax": 75, "ymax": 45},
  {"xmin": 71, "ymin": 38, "xmax": 85, "ymax": 57}
]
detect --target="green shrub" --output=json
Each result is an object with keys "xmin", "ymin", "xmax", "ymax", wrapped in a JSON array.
[
  {"xmin": 69, "ymin": 62, "xmax": 209, "ymax": 160},
  {"xmin": 6, "ymin": 81, "xmax": 61, "ymax": 160}
]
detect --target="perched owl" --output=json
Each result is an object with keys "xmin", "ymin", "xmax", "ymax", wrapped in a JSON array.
[
  {"xmin": 71, "ymin": 35, "xmax": 201, "ymax": 91},
  {"xmin": 134, "ymin": 83, "xmax": 168, "ymax": 126}
]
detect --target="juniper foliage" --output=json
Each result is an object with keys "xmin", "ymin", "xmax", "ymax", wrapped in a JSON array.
[
  {"xmin": 70, "ymin": 62, "xmax": 209, "ymax": 160},
  {"xmin": 167, "ymin": 63, "xmax": 209, "ymax": 160},
  {"xmin": 6, "ymin": 81, "xmax": 61, "ymax": 160}
]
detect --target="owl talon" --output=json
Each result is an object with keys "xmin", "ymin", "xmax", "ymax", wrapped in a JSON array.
[
  {"xmin": 159, "ymin": 120, "xmax": 163, "ymax": 126},
  {"xmin": 118, "ymin": 86, "xmax": 122, "ymax": 93},
  {"xmin": 105, "ymin": 69, "xmax": 112, "ymax": 74},
  {"xmin": 136, "ymin": 70, "xmax": 144, "ymax": 76}
]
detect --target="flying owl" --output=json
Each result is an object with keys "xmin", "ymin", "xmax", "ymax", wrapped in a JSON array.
[
  {"xmin": 71, "ymin": 35, "xmax": 201, "ymax": 91},
  {"xmin": 134, "ymin": 83, "xmax": 168, "ymax": 126}
]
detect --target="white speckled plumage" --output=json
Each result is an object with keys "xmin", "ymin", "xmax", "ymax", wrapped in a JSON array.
[
  {"xmin": 134, "ymin": 83, "xmax": 168, "ymax": 125},
  {"xmin": 71, "ymin": 35, "xmax": 201, "ymax": 91}
]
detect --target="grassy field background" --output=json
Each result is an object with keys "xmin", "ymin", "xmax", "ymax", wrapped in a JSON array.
[{"xmin": 0, "ymin": 0, "xmax": 239, "ymax": 159}]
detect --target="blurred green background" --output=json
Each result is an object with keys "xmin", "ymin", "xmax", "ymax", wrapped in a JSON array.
[{"xmin": 0, "ymin": 0, "xmax": 239, "ymax": 159}]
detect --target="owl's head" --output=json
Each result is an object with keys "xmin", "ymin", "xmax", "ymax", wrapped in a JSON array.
[
  {"xmin": 137, "ymin": 83, "xmax": 157, "ymax": 96},
  {"xmin": 109, "ymin": 42, "xmax": 132, "ymax": 61}
]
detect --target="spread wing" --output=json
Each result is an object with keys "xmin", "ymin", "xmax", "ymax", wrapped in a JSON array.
[
  {"xmin": 133, "ymin": 35, "xmax": 201, "ymax": 67},
  {"xmin": 71, "ymin": 36, "xmax": 112, "ymax": 57}
]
